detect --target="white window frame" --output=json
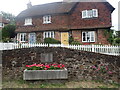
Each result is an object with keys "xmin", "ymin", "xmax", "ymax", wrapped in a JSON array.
[
  {"xmin": 19, "ymin": 33, "xmax": 26, "ymax": 42},
  {"xmin": 43, "ymin": 15, "xmax": 51, "ymax": 24},
  {"xmin": 82, "ymin": 31, "xmax": 95, "ymax": 42},
  {"xmin": 82, "ymin": 9, "xmax": 98, "ymax": 19},
  {"xmin": 92, "ymin": 9, "xmax": 98, "ymax": 17},
  {"xmin": 43, "ymin": 31, "xmax": 54, "ymax": 39},
  {"xmin": 24, "ymin": 18, "xmax": 32, "ymax": 25},
  {"xmin": 0, "ymin": 22, "xmax": 4, "ymax": 27}
]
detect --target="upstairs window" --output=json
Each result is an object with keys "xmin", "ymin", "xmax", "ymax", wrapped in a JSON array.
[
  {"xmin": 82, "ymin": 31, "xmax": 95, "ymax": 42},
  {"xmin": 43, "ymin": 31, "xmax": 54, "ymax": 38},
  {"xmin": 43, "ymin": 15, "xmax": 51, "ymax": 24},
  {"xmin": 24, "ymin": 18, "xmax": 32, "ymax": 25},
  {"xmin": 82, "ymin": 9, "xmax": 98, "ymax": 19}
]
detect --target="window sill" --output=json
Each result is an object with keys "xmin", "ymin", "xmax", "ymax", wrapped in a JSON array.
[
  {"xmin": 82, "ymin": 17, "xmax": 98, "ymax": 19},
  {"xmin": 24, "ymin": 24, "xmax": 33, "ymax": 26},
  {"xmin": 43, "ymin": 22, "xmax": 51, "ymax": 24},
  {"xmin": 20, "ymin": 41, "xmax": 27, "ymax": 43},
  {"xmin": 82, "ymin": 41, "xmax": 95, "ymax": 43}
]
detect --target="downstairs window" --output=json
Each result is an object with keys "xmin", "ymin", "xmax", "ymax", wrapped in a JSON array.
[{"xmin": 82, "ymin": 31, "xmax": 95, "ymax": 42}]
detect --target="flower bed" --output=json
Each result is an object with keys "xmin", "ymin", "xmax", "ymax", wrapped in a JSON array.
[
  {"xmin": 25, "ymin": 64, "xmax": 65, "ymax": 70},
  {"xmin": 23, "ymin": 64, "xmax": 68, "ymax": 80}
]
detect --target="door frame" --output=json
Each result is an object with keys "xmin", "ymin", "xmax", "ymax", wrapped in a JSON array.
[
  {"xmin": 61, "ymin": 32, "xmax": 69, "ymax": 45},
  {"xmin": 29, "ymin": 33, "xmax": 36, "ymax": 43}
]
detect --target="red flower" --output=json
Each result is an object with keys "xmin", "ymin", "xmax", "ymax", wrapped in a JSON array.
[
  {"xmin": 45, "ymin": 65, "xmax": 50, "ymax": 68},
  {"xmin": 62, "ymin": 65, "xmax": 65, "ymax": 68},
  {"xmin": 44, "ymin": 68, "xmax": 47, "ymax": 70},
  {"xmin": 30, "ymin": 64, "xmax": 37, "ymax": 67},
  {"xmin": 25, "ymin": 63, "xmax": 65, "ymax": 70},
  {"xmin": 26, "ymin": 65, "xmax": 31, "ymax": 67}
]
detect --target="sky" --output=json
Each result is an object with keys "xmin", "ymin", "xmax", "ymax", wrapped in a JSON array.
[{"xmin": 0, "ymin": 0, "xmax": 119, "ymax": 31}]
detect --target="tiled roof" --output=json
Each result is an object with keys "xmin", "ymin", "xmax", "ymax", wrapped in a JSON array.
[{"xmin": 17, "ymin": 2, "xmax": 77, "ymax": 18}]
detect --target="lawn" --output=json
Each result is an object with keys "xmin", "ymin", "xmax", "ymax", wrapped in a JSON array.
[
  {"xmin": 2, "ymin": 66, "xmax": 120, "ymax": 89},
  {"xmin": 2, "ymin": 79, "xmax": 120, "ymax": 88}
]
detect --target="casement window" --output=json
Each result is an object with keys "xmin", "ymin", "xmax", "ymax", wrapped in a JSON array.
[
  {"xmin": 82, "ymin": 9, "xmax": 98, "ymax": 18},
  {"xmin": 24, "ymin": 18, "xmax": 32, "ymax": 25},
  {"xmin": 82, "ymin": 31, "xmax": 95, "ymax": 42},
  {"xmin": 0, "ymin": 23, "xmax": 4, "ymax": 27},
  {"xmin": 43, "ymin": 31, "xmax": 54, "ymax": 38},
  {"xmin": 43, "ymin": 15, "xmax": 51, "ymax": 24},
  {"xmin": 19, "ymin": 33, "xmax": 26, "ymax": 42}
]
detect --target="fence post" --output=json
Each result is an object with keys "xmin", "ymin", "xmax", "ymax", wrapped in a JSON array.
[{"xmin": 92, "ymin": 44, "xmax": 94, "ymax": 52}]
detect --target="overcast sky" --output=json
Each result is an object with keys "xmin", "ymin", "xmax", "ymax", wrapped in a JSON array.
[{"xmin": 0, "ymin": 0, "xmax": 119, "ymax": 30}]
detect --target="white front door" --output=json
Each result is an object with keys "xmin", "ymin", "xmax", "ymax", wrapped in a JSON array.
[{"xmin": 29, "ymin": 33, "xmax": 36, "ymax": 43}]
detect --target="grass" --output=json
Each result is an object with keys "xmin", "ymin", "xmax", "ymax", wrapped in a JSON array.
[{"xmin": 2, "ymin": 78, "xmax": 120, "ymax": 88}]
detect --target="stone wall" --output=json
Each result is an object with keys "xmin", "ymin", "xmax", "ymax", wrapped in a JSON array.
[{"xmin": 2, "ymin": 47, "xmax": 120, "ymax": 83}]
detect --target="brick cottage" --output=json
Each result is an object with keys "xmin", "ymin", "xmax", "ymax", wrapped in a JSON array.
[
  {"xmin": 15, "ymin": 1, "xmax": 115, "ymax": 45},
  {"xmin": 0, "ymin": 15, "xmax": 9, "ymax": 30}
]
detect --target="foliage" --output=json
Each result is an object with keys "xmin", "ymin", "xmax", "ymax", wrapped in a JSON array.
[
  {"xmin": 113, "ymin": 38, "xmax": 120, "ymax": 45},
  {"xmin": 104, "ymin": 29, "xmax": 115, "ymax": 45},
  {"xmin": 90, "ymin": 64, "xmax": 113, "ymax": 74},
  {"xmin": 115, "ymin": 31, "xmax": 120, "ymax": 38},
  {"xmin": 69, "ymin": 36, "xmax": 82, "ymax": 45},
  {"xmin": 0, "ymin": 11, "xmax": 15, "ymax": 25},
  {"xmin": 69, "ymin": 36, "xmax": 74, "ymax": 44},
  {"xmin": 44, "ymin": 38, "xmax": 61, "ymax": 44},
  {"xmin": 70, "ymin": 41, "xmax": 82, "ymax": 45},
  {"xmin": 113, "ymin": 31, "xmax": 120, "ymax": 45},
  {"xmin": 2, "ymin": 24, "xmax": 16, "ymax": 42},
  {"xmin": 26, "ymin": 63, "xmax": 65, "ymax": 70}
]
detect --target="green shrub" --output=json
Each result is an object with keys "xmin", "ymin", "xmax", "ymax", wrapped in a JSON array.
[
  {"xmin": 69, "ymin": 36, "xmax": 74, "ymax": 44},
  {"xmin": 114, "ymin": 38, "xmax": 120, "ymax": 45},
  {"xmin": 44, "ymin": 38, "xmax": 61, "ymax": 44},
  {"xmin": 70, "ymin": 41, "xmax": 82, "ymax": 45}
]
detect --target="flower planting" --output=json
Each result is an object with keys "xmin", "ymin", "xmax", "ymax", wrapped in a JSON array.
[
  {"xmin": 26, "ymin": 63, "xmax": 65, "ymax": 70},
  {"xmin": 90, "ymin": 64, "xmax": 113, "ymax": 74}
]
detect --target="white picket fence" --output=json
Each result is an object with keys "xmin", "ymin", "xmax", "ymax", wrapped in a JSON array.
[{"xmin": 0, "ymin": 43, "xmax": 120, "ymax": 56}]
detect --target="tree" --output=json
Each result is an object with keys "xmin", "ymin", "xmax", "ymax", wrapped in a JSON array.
[
  {"xmin": 114, "ymin": 31, "xmax": 120, "ymax": 45},
  {"xmin": 0, "ymin": 11, "xmax": 15, "ymax": 25},
  {"xmin": 2, "ymin": 24, "xmax": 16, "ymax": 42}
]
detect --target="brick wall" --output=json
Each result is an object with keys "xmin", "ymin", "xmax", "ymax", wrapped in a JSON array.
[
  {"xmin": 2, "ymin": 47, "xmax": 120, "ymax": 83},
  {"xmin": 71, "ymin": 29, "xmax": 109, "ymax": 45},
  {"xmin": 97, "ymin": 29, "xmax": 110, "ymax": 45},
  {"xmin": 16, "ymin": 2, "xmax": 112, "ymax": 33},
  {"xmin": 70, "ymin": 2, "xmax": 112, "ymax": 29},
  {"xmin": 16, "ymin": 14, "xmax": 69, "ymax": 32}
]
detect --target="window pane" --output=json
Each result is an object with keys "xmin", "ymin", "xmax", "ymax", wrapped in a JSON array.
[
  {"xmin": 25, "ymin": 18, "xmax": 32, "ymax": 25},
  {"xmin": 21, "ymin": 34, "xmax": 23, "ymax": 41},
  {"xmin": 87, "ymin": 32, "xmax": 90, "ymax": 41},
  {"xmin": 44, "ymin": 31, "xmax": 54, "ymax": 38},
  {"xmin": 83, "ymin": 32, "xmax": 86, "ymax": 41},
  {"xmin": 88, "ymin": 10, "xmax": 93, "ymax": 18},
  {"xmin": 91, "ymin": 32, "xmax": 95, "ymax": 41},
  {"xmin": 23, "ymin": 34, "xmax": 26, "ymax": 41},
  {"xmin": 92, "ymin": 9, "xmax": 98, "ymax": 17},
  {"xmin": 43, "ymin": 15, "xmax": 51, "ymax": 24},
  {"xmin": 0, "ymin": 23, "xmax": 2, "ymax": 27}
]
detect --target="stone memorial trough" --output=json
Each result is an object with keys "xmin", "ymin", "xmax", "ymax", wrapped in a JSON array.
[{"xmin": 23, "ymin": 68, "xmax": 68, "ymax": 80}]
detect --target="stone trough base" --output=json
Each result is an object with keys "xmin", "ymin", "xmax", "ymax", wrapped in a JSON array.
[{"xmin": 23, "ymin": 68, "xmax": 68, "ymax": 80}]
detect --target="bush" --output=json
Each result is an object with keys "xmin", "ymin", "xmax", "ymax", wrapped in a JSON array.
[
  {"xmin": 69, "ymin": 36, "xmax": 74, "ymax": 44},
  {"xmin": 114, "ymin": 38, "xmax": 120, "ymax": 45},
  {"xmin": 70, "ymin": 41, "xmax": 82, "ymax": 45},
  {"xmin": 44, "ymin": 38, "xmax": 61, "ymax": 44}
]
